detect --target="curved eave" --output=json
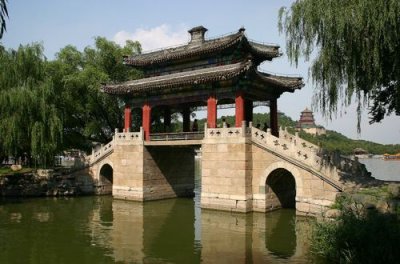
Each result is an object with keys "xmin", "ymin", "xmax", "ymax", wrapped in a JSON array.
[
  {"xmin": 255, "ymin": 71, "xmax": 304, "ymax": 92},
  {"xmin": 123, "ymin": 31, "xmax": 244, "ymax": 67},
  {"xmin": 248, "ymin": 41, "xmax": 281, "ymax": 61},
  {"xmin": 102, "ymin": 60, "xmax": 253, "ymax": 96}
]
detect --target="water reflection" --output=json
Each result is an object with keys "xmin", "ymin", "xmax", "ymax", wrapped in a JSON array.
[
  {"xmin": 265, "ymin": 209, "xmax": 296, "ymax": 258},
  {"xmin": 0, "ymin": 156, "xmax": 314, "ymax": 264},
  {"xmin": 0, "ymin": 195, "xmax": 313, "ymax": 263}
]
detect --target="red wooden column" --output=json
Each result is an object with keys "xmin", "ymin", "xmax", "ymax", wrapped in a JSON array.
[
  {"xmin": 207, "ymin": 94, "xmax": 217, "ymax": 128},
  {"xmin": 124, "ymin": 104, "xmax": 131, "ymax": 132},
  {"xmin": 235, "ymin": 91, "xmax": 245, "ymax": 127},
  {"xmin": 270, "ymin": 98, "xmax": 279, "ymax": 137},
  {"xmin": 142, "ymin": 103, "xmax": 151, "ymax": 141}
]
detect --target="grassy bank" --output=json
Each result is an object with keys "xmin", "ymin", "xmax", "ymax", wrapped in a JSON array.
[{"xmin": 0, "ymin": 167, "xmax": 33, "ymax": 177}]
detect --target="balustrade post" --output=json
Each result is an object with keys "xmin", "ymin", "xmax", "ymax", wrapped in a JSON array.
[
  {"xmin": 139, "ymin": 126, "xmax": 144, "ymax": 140},
  {"xmin": 241, "ymin": 120, "xmax": 246, "ymax": 136}
]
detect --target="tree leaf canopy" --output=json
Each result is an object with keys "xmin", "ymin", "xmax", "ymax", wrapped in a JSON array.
[{"xmin": 279, "ymin": 0, "xmax": 400, "ymax": 130}]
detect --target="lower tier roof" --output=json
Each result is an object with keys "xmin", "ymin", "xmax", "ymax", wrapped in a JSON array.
[{"xmin": 102, "ymin": 60, "xmax": 303, "ymax": 98}]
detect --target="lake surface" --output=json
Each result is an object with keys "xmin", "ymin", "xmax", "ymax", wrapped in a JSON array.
[
  {"xmin": 359, "ymin": 158, "xmax": 400, "ymax": 181},
  {"xmin": 0, "ymin": 160, "xmax": 315, "ymax": 264}
]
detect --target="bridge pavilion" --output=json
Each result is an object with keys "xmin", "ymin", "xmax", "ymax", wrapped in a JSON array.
[
  {"xmin": 102, "ymin": 26, "xmax": 303, "ymax": 139},
  {"xmin": 89, "ymin": 26, "xmax": 353, "ymax": 214}
]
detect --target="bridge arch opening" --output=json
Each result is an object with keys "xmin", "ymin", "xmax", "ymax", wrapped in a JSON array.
[
  {"xmin": 99, "ymin": 163, "xmax": 113, "ymax": 194},
  {"xmin": 265, "ymin": 168, "xmax": 296, "ymax": 210}
]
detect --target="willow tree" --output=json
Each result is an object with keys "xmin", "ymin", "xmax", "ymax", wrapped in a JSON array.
[
  {"xmin": 279, "ymin": 0, "xmax": 400, "ymax": 129},
  {"xmin": 0, "ymin": 0, "xmax": 7, "ymax": 38},
  {"xmin": 0, "ymin": 43, "xmax": 62, "ymax": 166}
]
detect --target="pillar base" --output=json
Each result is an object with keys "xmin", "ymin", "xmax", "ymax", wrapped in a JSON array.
[{"xmin": 201, "ymin": 193, "xmax": 253, "ymax": 212}]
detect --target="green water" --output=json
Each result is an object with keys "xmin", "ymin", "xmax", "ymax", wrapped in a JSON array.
[{"xmin": 0, "ymin": 162, "xmax": 314, "ymax": 264}]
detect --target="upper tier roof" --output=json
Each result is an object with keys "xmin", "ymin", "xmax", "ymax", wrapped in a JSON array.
[{"xmin": 123, "ymin": 26, "xmax": 281, "ymax": 67}]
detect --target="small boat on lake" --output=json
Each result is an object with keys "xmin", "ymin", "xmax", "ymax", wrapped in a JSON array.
[{"xmin": 383, "ymin": 153, "xmax": 400, "ymax": 160}]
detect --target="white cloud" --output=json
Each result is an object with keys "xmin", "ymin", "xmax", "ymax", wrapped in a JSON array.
[{"xmin": 113, "ymin": 24, "xmax": 189, "ymax": 52}]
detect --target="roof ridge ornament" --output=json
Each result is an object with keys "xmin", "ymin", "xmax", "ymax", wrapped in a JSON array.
[{"xmin": 188, "ymin": 25, "xmax": 208, "ymax": 45}]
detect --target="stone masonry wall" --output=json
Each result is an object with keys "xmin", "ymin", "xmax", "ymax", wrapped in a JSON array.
[
  {"xmin": 112, "ymin": 143, "xmax": 146, "ymax": 200},
  {"xmin": 251, "ymin": 143, "xmax": 339, "ymax": 215},
  {"xmin": 201, "ymin": 134, "xmax": 253, "ymax": 212}
]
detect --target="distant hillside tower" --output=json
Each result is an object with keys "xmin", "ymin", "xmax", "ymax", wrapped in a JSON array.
[{"xmin": 296, "ymin": 108, "xmax": 326, "ymax": 135}]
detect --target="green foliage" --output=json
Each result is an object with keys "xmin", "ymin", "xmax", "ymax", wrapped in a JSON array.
[
  {"xmin": 50, "ymin": 37, "xmax": 142, "ymax": 150},
  {"xmin": 311, "ymin": 209, "xmax": 400, "ymax": 263},
  {"xmin": 0, "ymin": 38, "xmax": 142, "ymax": 166},
  {"xmin": 279, "ymin": 0, "xmax": 400, "ymax": 128},
  {"xmin": 298, "ymin": 129, "xmax": 400, "ymax": 155},
  {"xmin": 0, "ymin": 43, "xmax": 60, "ymax": 167}
]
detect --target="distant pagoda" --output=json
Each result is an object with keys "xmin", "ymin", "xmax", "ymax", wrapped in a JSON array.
[
  {"xmin": 296, "ymin": 108, "xmax": 326, "ymax": 135},
  {"xmin": 103, "ymin": 26, "xmax": 304, "ymax": 140}
]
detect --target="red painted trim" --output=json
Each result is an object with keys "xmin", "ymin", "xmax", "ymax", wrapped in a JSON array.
[
  {"xmin": 235, "ymin": 91, "xmax": 245, "ymax": 127},
  {"xmin": 207, "ymin": 95, "xmax": 217, "ymax": 128},
  {"xmin": 124, "ymin": 104, "xmax": 132, "ymax": 132},
  {"xmin": 142, "ymin": 103, "xmax": 151, "ymax": 141}
]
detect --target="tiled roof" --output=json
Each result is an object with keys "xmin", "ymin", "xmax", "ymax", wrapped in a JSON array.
[
  {"xmin": 102, "ymin": 60, "xmax": 253, "ymax": 95},
  {"xmin": 102, "ymin": 60, "xmax": 304, "ymax": 96},
  {"xmin": 123, "ymin": 28, "xmax": 280, "ymax": 67}
]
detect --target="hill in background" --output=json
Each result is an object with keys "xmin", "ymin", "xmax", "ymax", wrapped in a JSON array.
[{"xmin": 191, "ymin": 112, "xmax": 400, "ymax": 156}]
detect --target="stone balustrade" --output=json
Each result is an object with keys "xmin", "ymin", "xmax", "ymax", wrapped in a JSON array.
[
  {"xmin": 251, "ymin": 126, "xmax": 343, "ymax": 190},
  {"xmin": 114, "ymin": 128, "xmax": 143, "ymax": 144},
  {"xmin": 90, "ymin": 141, "xmax": 115, "ymax": 165},
  {"xmin": 278, "ymin": 127, "xmax": 319, "ymax": 150},
  {"xmin": 204, "ymin": 121, "xmax": 251, "ymax": 139},
  {"xmin": 89, "ymin": 128, "xmax": 143, "ymax": 165}
]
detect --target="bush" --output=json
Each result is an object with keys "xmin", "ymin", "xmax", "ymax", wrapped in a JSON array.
[{"xmin": 311, "ymin": 209, "xmax": 400, "ymax": 263}]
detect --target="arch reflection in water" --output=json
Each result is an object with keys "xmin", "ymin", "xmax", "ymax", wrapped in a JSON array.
[{"xmin": 200, "ymin": 208, "xmax": 311, "ymax": 263}]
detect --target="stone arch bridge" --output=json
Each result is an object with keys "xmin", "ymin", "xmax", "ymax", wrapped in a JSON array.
[{"xmin": 88, "ymin": 124, "xmax": 366, "ymax": 215}]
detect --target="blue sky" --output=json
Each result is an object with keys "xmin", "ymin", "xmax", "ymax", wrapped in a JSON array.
[{"xmin": 2, "ymin": 0, "xmax": 399, "ymax": 144}]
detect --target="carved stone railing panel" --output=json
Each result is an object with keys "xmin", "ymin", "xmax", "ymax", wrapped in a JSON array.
[
  {"xmin": 279, "ymin": 127, "xmax": 319, "ymax": 151},
  {"xmin": 114, "ymin": 130, "xmax": 143, "ymax": 143},
  {"xmin": 204, "ymin": 121, "xmax": 251, "ymax": 139},
  {"xmin": 89, "ymin": 140, "xmax": 115, "ymax": 165}
]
